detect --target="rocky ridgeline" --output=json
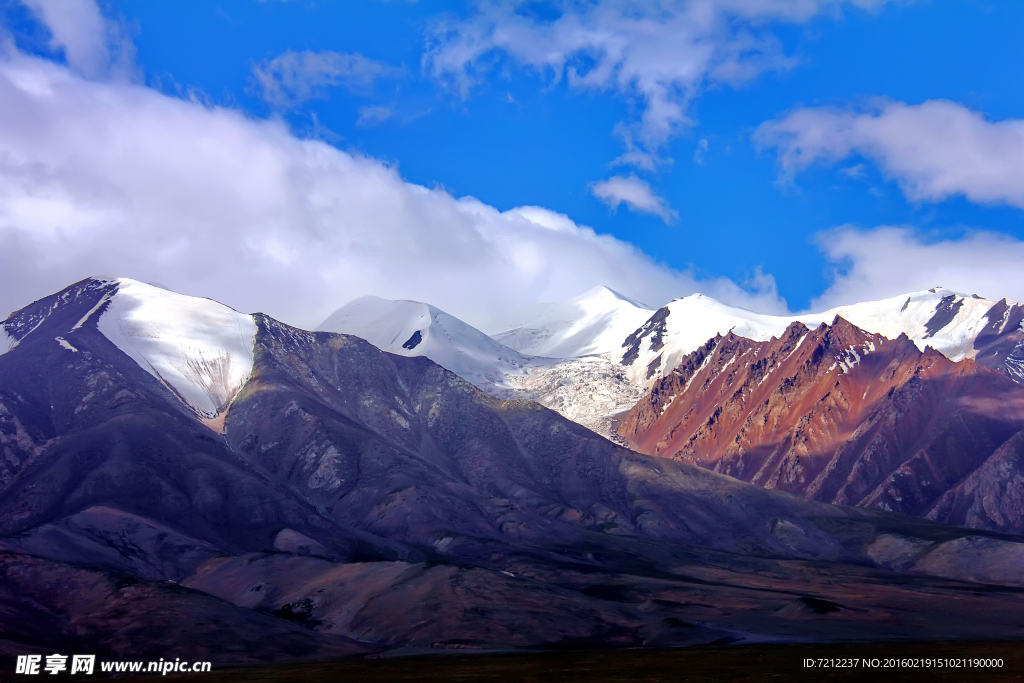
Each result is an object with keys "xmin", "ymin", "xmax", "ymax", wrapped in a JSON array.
[{"xmin": 619, "ymin": 316, "xmax": 1024, "ymax": 532}]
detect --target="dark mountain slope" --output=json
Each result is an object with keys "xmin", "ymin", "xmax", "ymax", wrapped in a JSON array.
[
  {"xmin": 225, "ymin": 315, "xmax": 884, "ymax": 561},
  {"xmin": 928, "ymin": 430, "xmax": 1024, "ymax": 533},
  {"xmin": 0, "ymin": 552, "xmax": 371, "ymax": 662},
  {"xmin": 0, "ymin": 282, "xmax": 410, "ymax": 569}
]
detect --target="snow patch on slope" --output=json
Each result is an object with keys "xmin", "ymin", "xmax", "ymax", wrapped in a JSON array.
[
  {"xmin": 1006, "ymin": 357, "xmax": 1024, "ymax": 383},
  {"xmin": 97, "ymin": 279, "xmax": 256, "ymax": 418},
  {"xmin": 72, "ymin": 289, "xmax": 117, "ymax": 331},
  {"xmin": 55, "ymin": 336, "xmax": 78, "ymax": 352},
  {"xmin": 0, "ymin": 323, "xmax": 11, "ymax": 355}
]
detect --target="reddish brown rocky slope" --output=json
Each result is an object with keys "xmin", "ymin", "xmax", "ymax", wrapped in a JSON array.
[{"xmin": 618, "ymin": 316, "xmax": 1024, "ymax": 530}]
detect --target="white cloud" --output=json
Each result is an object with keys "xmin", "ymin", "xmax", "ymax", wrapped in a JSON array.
[
  {"xmin": 591, "ymin": 175, "xmax": 677, "ymax": 223},
  {"xmin": 20, "ymin": 0, "xmax": 136, "ymax": 80},
  {"xmin": 838, "ymin": 163, "xmax": 865, "ymax": 179},
  {"xmin": 425, "ymin": 0, "xmax": 900, "ymax": 168},
  {"xmin": 252, "ymin": 50, "xmax": 400, "ymax": 108},
  {"xmin": 810, "ymin": 225, "xmax": 1024, "ymax": 310},
  {"xmin": 0, "ymin": 50, "xmax": 790, "ymax": 332},
  {"xmin": 755, "ymin": 99, "xmax": 1024, "ymax": 209},
  {"xmin": 356, "ymin": 104, "xmax": 395, "ymax": 127},
  {"xmin": 693, "ymin": 138, "xmax": 710, "ymax": 165}
]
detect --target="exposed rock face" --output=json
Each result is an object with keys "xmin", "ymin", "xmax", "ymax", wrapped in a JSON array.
[
  {"xmin": 618, "ymin": 317, "xmax": 1024, "ymax": 528},
  {"xmin": 972, "ymin": 298, "xmax": 1024, "ymax": 382},
  {"xmin": 927, "ymin": 430, "xmax": 1024, "ymax": 533},
  {"xmin": 6, "ymin": 282, "xmax": 1024, "ymax": 659}
]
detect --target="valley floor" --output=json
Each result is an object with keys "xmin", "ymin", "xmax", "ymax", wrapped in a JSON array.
[{"xmin": 129, "ymin": 640, "xmax": 1023, "ymax": 682}]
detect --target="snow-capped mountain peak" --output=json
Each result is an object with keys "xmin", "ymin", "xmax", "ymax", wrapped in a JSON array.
[
  {"xmin": 578, "ymin": 285, "xmax": 650, "ymax": 310},
  {"xmin": 616, "ymin": 295, "xmax": 795, "ymax": 384},
  {"xmin": 317, "ymin": 293, "xmax": 648, "ymax": 440},
  {"xmin": 96, "ymin": 279, "xmax": 257, "ymax": 418},
  {"xmin": 2, "ymin": 277, "xmax": 256, "ymax": 419},
  {"xmin": 816, "ymin": 287, "xmax": 1005, "ymax": 363},
  {"xmin": 317, "ymin": 295, "xmax": 532, "ymax": 391},
  {"xmin": 611, "ymin": 286, "xmax": 1024, "ymax": 386},
  {"xmin": 492, "ymin": 285, "xmax": 653, "ymax": 358}
]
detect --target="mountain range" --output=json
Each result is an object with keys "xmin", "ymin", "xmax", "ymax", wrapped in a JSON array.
[
  {"xmin": 317, "ymin": 284, "xmax": 1024, "ymax": 537},
  {"xmin": 4, "ymin": 277, "xmax": 1024, "ymax": 663},
  {"xmin": 617, "ymin": 318, "xmax": 1024, "ymax": 532}
]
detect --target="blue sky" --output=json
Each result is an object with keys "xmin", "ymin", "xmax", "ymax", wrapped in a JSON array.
[{"xmin": 1, "ymin": 0, "xmax": 1023, "ymax": 329}]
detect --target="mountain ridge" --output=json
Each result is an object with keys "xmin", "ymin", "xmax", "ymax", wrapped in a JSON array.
[
  {"xmin": 310, "ymin": 284, "xmax": 1024, "ymax": 445},
  {"xmin": 617, "ymin": 314, "xmax": 1024, "ymax": 532}
]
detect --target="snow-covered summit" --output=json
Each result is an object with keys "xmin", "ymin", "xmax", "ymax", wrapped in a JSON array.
[
  {"xmin": 613, "ymin": 287, "xmax": 1022, "ymax": 385},
  {"xmin": 490, "ymin": 284, "xmax": 1023, "ymax": 388},
  {"xmin": 7, "ymin": 277, "xmax": 1021, "ymax": 443},
  {"xmin": 318, "ymin": 295, "xmax": 533, "ymax": 392},
  {"xmin": 817, "ymin": 287, "xmax": 1006, "ymax": 363},
  {"xmin": 1, "ymin": 277, "xmax": 256, "ymax": 419},
  {"xmin": 492, "ymin": 285, "xmax": 653, "ymax": 358},
  {"xmin": 96, "ymin": 279, "xmax": 257, "ymax": 418},
  {"xmin": 613, "ymin": 293, "xmax": 796, "ymax": 384}
]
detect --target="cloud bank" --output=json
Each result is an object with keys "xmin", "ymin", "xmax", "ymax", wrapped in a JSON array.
[
  {"xmin": 8, "ymin": 0, "xmax": 1024, "ymax": 336},
  {"xmin": 0, "ymin": 48, "xmax": 788, "ymax": 331},
  {"xmin": 811, "ymin": 226, "xmax": 1024, "ymax": 310},
  {"xmin": 20, "ymin": 0, "xmax": 136, "ymax": 80},
  {"xmin": 756, "ymin": 99, "xmax": 1024, "ymax": 209}
]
